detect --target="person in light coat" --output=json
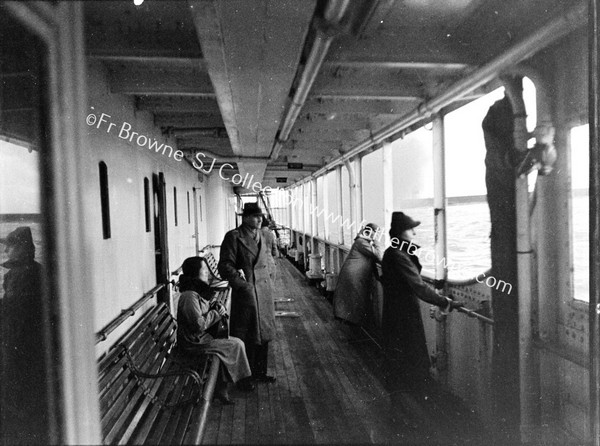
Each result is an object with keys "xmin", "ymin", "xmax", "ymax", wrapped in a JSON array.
[
  {"xmin": 218, "ymin": 202, "xmax": 277, "ymax": 385},
  {"xmin": 333, "ymin": 223, "xmax": 384, "ymax": 326},
  {"xmin": 177, "ymin": 256, "xmax": 252, "ymax": 403}
]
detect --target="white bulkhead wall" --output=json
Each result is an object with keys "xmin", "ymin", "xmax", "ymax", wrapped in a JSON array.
[{"xmin": 82, "ymin": 60, "xmax": 228, "ymax": 350}]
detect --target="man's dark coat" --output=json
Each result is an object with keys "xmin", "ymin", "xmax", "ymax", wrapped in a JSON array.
[{"xmin": 218, "ymin": 226, "xmax": 276, "ymax": 345}]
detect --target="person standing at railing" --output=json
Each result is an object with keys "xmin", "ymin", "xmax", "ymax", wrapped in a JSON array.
[
  {"xmin": 261, "ymin": 217, "xmax": 278, "ymax": 282},
  {"xmin": 333, "ymin": 223, "xmax": 383, "ymax": 327},
  {"xmin": 177, "ymin": 256, "xmax": 252, "ymax": 404},
  {"xmin": 381, "ymin": 212, "xmax": 463, "ymax": 400},
  {"xmin": 218, "ymin": 202, "xmax": 277, "ymax": 387}
]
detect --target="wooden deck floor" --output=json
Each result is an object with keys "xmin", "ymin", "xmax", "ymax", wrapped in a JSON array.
[{"xmin": 201, "ymin": 258, "xmax": 487, "ymax": 445}]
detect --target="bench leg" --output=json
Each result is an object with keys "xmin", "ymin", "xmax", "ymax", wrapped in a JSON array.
[{"xmin": 194, "ymin": 356, "xmax": 220, "ymax": 444}]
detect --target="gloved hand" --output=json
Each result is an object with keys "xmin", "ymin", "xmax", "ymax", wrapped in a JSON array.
[{"xmin": 445, "ymin": 294, "xmax": 464, "ymax": 312}]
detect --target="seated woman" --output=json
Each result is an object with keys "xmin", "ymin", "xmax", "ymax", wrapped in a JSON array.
[{"xmin": 177, "ymin": 256, "xmax": 253, "ymax": 404}]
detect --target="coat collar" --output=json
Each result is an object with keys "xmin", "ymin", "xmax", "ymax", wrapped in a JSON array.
[{"xmin": 238, "ymin": 224, "xmax": 261, "ymax": 257}]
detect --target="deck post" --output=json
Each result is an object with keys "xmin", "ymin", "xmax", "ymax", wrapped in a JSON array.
[
  {"xmin": 504, "ymin": 77, "xmax": 541, "ymax": 442},
  {"xmin": 336, "ymin": 166, "xmax": 344, "ymax": 245},
  {"xmin": 588, "ymin": 1, "xmax": 600, "ymax": 443},
  {"xmin": 432, "ymin": 114, "xmax": 449, "ymax": 377},
  {"xmin": 382, "ymin": 141, "xmax": 393, "ymax": 245}
]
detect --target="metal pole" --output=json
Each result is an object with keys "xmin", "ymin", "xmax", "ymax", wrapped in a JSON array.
[
  {"xmin": 432, "ymin": 115, "xmax": 449, "ymax": 376},
  {"xmin": 382, "ymin": 141, "xmax": 393, "ymax": 242},
  {"xmin": 588, "ymin": 0, "xmax": 600, "ymax": 443},
  {"xmin": 504, "ymin": 77, "xmax": 540, "ymax": 442},
  {"xmin": 336, "ymin": 166, "xmax": 344, "ymax": 245}
]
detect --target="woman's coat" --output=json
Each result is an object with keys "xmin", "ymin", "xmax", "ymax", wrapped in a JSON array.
[
  {"xmin": 177, "ymin": 290, "xmax": 251, "ymax": 382},
  {"xmin": 381, "ymin": 241, "xmax": 449, "ymax": 387},
  {"xmin": 218, "ymin": 226, "xmax": 276, "ymax": 345},
  {"xmin": 333, "ymin": 236, "xmax": 383, "ymax": 325}
]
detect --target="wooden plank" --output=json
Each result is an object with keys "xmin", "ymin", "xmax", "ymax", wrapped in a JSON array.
[
  {"xmin": 200, "ymin": 402, "xmax": 220, "ymax": 445},
  {"xmin": 230, "ymin": 386, "xmax": 246, "ymax": 443}
]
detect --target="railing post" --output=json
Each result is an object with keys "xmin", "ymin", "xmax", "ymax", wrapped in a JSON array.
[
  {"xmin": 382, "ymin": 141, "xmax": 393, "ymax": 244},
  {"xmin": 589, "ymin": 1, "xmax": 600, "ymax": 442},
  {"xmin": 432, "ymin": 114, "xmax": 449, "ymax": 378},
  {"xmin": 336, "ymin": 166, "xmax": 344, "ymax": 245}
]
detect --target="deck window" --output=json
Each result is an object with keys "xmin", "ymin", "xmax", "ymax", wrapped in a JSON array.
[
  {"xmin": 144, "ymin": 177, "xmax": 151, "ymax": 232},
  {"xmin": 361, "ymin": 149, "xmax": 384, "ymax": 234},
  {"xmin": 187, "ymin": 190, "xmax": 191, "ymax": 224},
  {"xmin": 173, "ymin": 186, "xmax": 178, "ymax": 227},
  {"xmin": 99, "ymin": 161, "xmax": 111, "ymax": 239},
  {"xmin": 325, "ymin": 170, "xmax": 341, "ymax": 243},
  {"xmin": 391, "ymin": 127, "xmax": 435, "ymax": 273},
  {"xmin": 443, "ymin": 88, "xmax": 505, "ymax": 279}
]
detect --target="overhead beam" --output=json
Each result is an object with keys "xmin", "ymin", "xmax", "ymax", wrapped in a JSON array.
[
  {"xmin": 301, "ymin": 98, "xmax": 420, "ymax": 115},
  {"xmin": 89, "ymin": 55, "xmax": 206, "ymax": 69},
  {"xmin": 324, "ymin": 60, "xmax": 470, "ymax": 70},
  {"xmin": 153, "ymin": 112, "xmax": 224, "ymax": 128},
  {"xmin": 327, "ymin": 33, "xmax": 475, "ymax": 66},
  {"xmin": 108, "ymin": 67, "xmax": 215, "ymax": 96},
  {"xmin": 288, "ymin": 128, "xmax": 371, "ymax": 141},
  {"xmin": 136, "ymin": 96, "xmax": 221, "ymax": 114}
]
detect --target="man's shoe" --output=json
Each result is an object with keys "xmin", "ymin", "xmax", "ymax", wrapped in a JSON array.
[
  {"xmin": 254, "ymin": 374, "xmax": 276, "ymax": 383},
  {"xmin": 236, "ymin": 378, "xmax": 255, "ymax": 392}
]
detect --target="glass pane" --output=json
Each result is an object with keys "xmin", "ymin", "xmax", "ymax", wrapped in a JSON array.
[
  {"xmin": 316, "ymin": 176, "xmax": 325, "ymax": 237},
  {"xmin": 341, "ymin": 166, "xmax": 352, "ymax": 245},
  {"xmin": 391, "ymin": 127, "xmax": 434, "ymax": 272},
  {"xmin": 326, "ymin": 171, "xmax": 340, "ymax": 243},
  {"xmin": 571, "ymin": 124, "xmax": 589, "ymax": 302},
  {"xmin": 444, "ymin": 88, "xmax": 505, "ymax": 279},
  {"xmin": 361, "ymin": 149, "xmax": 384, "ymax": 230}
]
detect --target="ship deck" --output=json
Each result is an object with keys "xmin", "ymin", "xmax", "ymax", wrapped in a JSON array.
[{"xmin": 201, "ymin": 258, "xmax": 488, "ymax": 444}]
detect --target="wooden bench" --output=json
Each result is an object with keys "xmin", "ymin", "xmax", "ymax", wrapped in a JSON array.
[
  {"xmin": 199, "ymin": 249, "xmax": 229, "ymax": 289},
  {"xmin": 97, "ymin": 302, "xmax": 220, "ymax": 445}
]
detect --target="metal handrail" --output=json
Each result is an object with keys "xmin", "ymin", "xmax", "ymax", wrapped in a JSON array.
[
  {"xmin": 455, "ymin": 306, "xmax": 494, "ymax": 325},
  {"xmin": 95, "ymin": 282, "xmax": 167, "ymax": 344}
]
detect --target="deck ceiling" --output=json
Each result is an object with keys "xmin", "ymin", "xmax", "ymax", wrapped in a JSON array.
[{"xmin": 84, "ymin": 0, "xmax": 578, "ymax": 190}]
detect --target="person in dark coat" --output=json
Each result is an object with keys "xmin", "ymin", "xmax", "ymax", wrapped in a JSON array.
[
  {"xmin": 1, "ymin": 226, "xmax": 47, "ymax": 443},
  {"xmin": 382, "ymin": 212, "xmax": 463, "ymax": 393},
  {"xmin": 333, "ymin": 223, "xmax": 383, "ymax": 326},
  {"xmin": 176, "ymin": 256, "xmax": 252, "ymax": 403},
  {"xmin": 218, "ymin": 202, "xmax": 277, "ymax": 385}
]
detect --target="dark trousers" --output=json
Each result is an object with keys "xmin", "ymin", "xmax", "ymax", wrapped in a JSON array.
[{"xmin": 246, "ymin": 342, "xmax": 269, "ymax": 376}]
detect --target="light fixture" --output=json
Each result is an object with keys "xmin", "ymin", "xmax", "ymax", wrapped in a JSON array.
[{"xmin": 134, "ymin": 0, "xmax": 144, "ymax": 6}]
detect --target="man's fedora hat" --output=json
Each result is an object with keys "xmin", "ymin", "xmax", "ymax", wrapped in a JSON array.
[{"xmin": 241, "ymin": 202, "xmax": 264, "ymax": 217}]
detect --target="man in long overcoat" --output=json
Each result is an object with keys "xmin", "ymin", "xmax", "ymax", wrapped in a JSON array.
[{"xmin": 218, "ymin": 202, "xmax": 277, "ymax": 383}]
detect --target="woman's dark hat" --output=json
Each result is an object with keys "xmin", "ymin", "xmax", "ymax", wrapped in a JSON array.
[
  {"xmin": 390, "ymin": 212, "xmax": 420, "ymax": 234},
  {"xmin": 0, "ymin": 226, "xmax": 34, "ymax": 249},
  {"xmin": 181, "ymin": 256, "xmax": 205, "ymax": 277},
  {"xmin": 241, "ymin": 202, "xmax": 264, "ymax": 217}
]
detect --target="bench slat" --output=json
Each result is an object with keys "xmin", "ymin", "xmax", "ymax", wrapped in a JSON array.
[{"xmin": 98, "ymin": 301, "xmax": 219, "ymax": 445}]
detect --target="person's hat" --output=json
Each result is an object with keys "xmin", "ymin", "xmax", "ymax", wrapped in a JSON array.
[
  {"xmin": 390, "ymin": 212, "xmax": 420, "ymax": 234},
  {"xmin": 181, "ymin": 256, "xmax": 205, "ymax": 277},
  {"xmin": 241, "ymin": 202, "xmax": 264, "ymax": 217},
  {"xmin": 0, "ymin": 226, "xmax": 34, "ymax": 249}
]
